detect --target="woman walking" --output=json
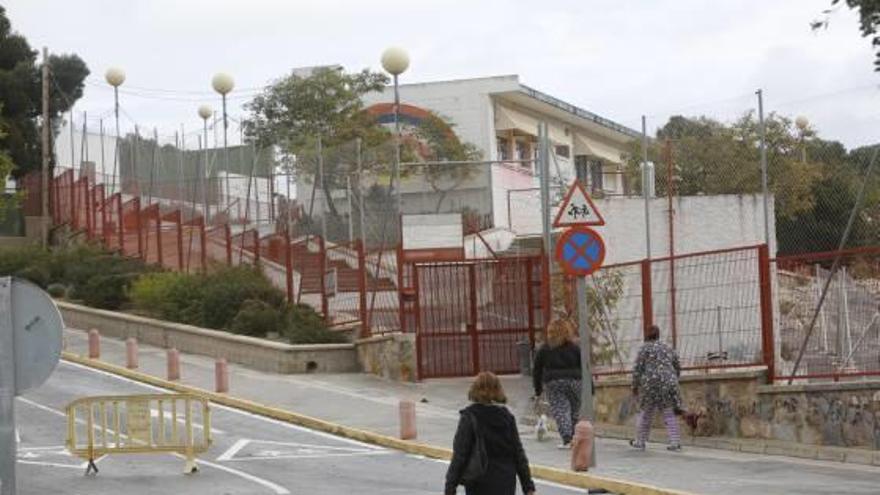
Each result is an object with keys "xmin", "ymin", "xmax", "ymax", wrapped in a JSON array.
[
  {"xmin": 630, "ymin": 324, "xmax": 683, "ymax": 451},
  {"xmin": 532, "ymin": 319, "xmax": 582, "ymax": 449},
  {"xmin": 445, "ymin": 372, "xmax": 535, "ymax": 495}
]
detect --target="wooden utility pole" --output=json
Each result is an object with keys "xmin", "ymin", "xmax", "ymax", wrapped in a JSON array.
[{"xmin": 41, "ymin": 47, "xmax": 50, "ymax": 247}]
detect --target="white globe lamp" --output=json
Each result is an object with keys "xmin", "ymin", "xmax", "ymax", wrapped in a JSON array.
[
  {"xmin": 105, "ymin": 67, "xmax": 126, "ymax": 87},
  {"xmin": 381, "ymin": 47, "xmax": 410, "ymax": 76}
]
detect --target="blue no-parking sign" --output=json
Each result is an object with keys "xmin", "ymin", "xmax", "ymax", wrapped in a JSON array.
[{"xmin": 555, "ymin": 226, "xmax": 606, "ymax": 276}]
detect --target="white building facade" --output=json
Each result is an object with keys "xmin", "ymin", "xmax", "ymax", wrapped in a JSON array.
[{"xmin": 362, "ymin": 75, "xmax": 639, "ymax": 233}]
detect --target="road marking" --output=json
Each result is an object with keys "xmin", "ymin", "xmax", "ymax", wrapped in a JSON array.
[
  {"xmin": 19, "ymin": 393, "xmax": 290, "ymax": 493},
  {"xmin": 61, "ymin": 359, "xmax": 385, "ymax": 450},
  {"xmin": 216, "ymin": 438, "xmax": 389, "ymax": 462},
  {"xmin": 16, "ymin": 445, "xmax": 93, "ymax": 470},
  {"xmin": 217, "ymin": 438, "xmax": 250, "ymax": 462},
  {"xmin": 174, "ymin": 454, "xmax": 291, "ymax": 495}
]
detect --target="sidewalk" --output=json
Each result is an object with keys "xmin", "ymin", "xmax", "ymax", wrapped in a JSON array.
[{"xmin": 62, "ymin": 328, "xmax": 880, "ymax": 495}]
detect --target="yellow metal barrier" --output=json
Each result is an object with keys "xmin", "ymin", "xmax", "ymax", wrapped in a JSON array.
[{"xmin": 66, "ymin": 393, "xmax": 212, "ymax": 474}]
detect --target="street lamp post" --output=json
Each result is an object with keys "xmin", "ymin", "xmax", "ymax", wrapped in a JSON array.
[
  {"xmin": 380, "ymin": 47, "xmax": 409, "ymax": 215},
  {"xmin": 795, "ymin": 115, "xmax": 809, "ymax": 164},
  {"xmin": 105, "ymin": 67, "xmax": 125, "ymax": 194},
  {"xmin": 212, "ymin": 73, "xmax": 234, "ymax": 219},
  {"xmin": 198, "ymin": 105, "xmax": 213, "ymax": 224}
]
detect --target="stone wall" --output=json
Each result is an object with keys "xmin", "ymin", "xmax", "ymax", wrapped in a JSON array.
[
  {"xmin": 594, "ymin": 368, "xmax": 880, "ymax": 450},
  {"xmin": 756, "ymin": 381, "xmax": 880, "ymax": 449},
  {"xmin": 59, "ymin": 301, "xmax": 359, "ymax": 374},
  {"xmin": 355, "ymin": 332, "xmax": 417, "ymax": 382}
]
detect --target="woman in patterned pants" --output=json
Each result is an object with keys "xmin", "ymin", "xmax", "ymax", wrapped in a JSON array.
[
  {"xmin": 630, "ymin": 324, "xmax": 683, "ymax": 451},
  {"xmin": 533, "ymin": 319, "xmax": 582, "ymax": 449}
]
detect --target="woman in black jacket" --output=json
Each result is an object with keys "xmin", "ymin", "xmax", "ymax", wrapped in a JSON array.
[
  {"xmin": 532, "ymin": 319, "xmax": 581, "ymax": 448},
  {"xmin": 445, "ymin": 372, "xmax": 536, "ymax": 495}
]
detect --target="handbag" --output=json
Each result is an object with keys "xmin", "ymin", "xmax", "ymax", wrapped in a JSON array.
[{"xmin": 460, "ymin": 411, "xmax": 488, "ymax": 485}]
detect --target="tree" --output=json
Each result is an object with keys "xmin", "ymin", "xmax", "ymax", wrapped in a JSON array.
[
  {"xmin": 812, "ymin": 1, "xmax": 880, "ymax": 70},
  {"xmin": 244, "ymin": 67, "xmax": 392, "ymax": 220},
  {"xmin": 622, "ymin": 113, "xmax": 876, "ymax": 255},
  {"xmin": 411, "ymin": 112, "xmax": 482, "ymax": 213},
  {"xmin": 0, "ymin": 6, "xmax": 89, "ymax": 179}
]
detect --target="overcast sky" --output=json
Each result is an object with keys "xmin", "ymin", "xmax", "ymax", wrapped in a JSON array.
[{"xmin": 8, "ymin": 0, "xmax": 880, "ymax": 148}]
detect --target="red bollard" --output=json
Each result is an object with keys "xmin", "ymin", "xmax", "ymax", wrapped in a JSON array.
[
  {"xmin": 167, "ymin": 348, "xmax": 180, "ymax": 381},
  {"xmin": 125, "ymin": 338, "xmax": 138, "ymax": 369},
  {"xmin": 215, "ymin": 358, "xmax": 229, "ymax": 393},
  {"xmin": 87, "ymin": 329, "xmax": 100, "ymax": 359},
  {"xmin": 571, "ymin": 419, "xmax": 595, "ymax": 472},
  {"xmin": 399, "ymin": 400, "xmax": 417, "ymax": 440}
]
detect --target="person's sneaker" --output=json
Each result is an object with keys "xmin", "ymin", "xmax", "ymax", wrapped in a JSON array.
[
  {"xmin": 556, "ymin": 442, "xmax": 571, "ymax": 450},
  {"xmin": 667, "ymin": 444, "xmax": 682, "ymax": 452},
  {"xmin": 628, "ymin": 439, "xmax": 645, "ymax": 451}
]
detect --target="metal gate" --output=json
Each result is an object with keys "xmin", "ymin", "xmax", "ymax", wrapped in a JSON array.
[{"xmin": 413, "ymin": 257, "xmax": 546, "ymax": 379}]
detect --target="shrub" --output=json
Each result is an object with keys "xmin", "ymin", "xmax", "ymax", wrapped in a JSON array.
[
  {"xmin": 0, "ymin": 247, "xmax": 52, "ymax": 287},
  {"xmin": 130, "ymin": 272, "xmax": 202, "ymax": 324},
  {"xmin": 284, "ymin": 304, "xmax": 347, "ymax": 344},
  {"xmin": 229, "ymin": 299, "xmax": 286, "ymax": 338},
  {"xmin": 196, "ymin": 266, "xmax": 286, "ymax": 330},
  {"xmin": 46, "ymin": 283, "xmax": 67, "ymax": 298},
  {"xmin": 80, "ymin": 273, "xmax": 135, "ymax": 310}
]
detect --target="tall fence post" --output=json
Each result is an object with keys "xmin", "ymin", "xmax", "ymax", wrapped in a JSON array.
[
  {"xmin": 284, "ymin": 230, "xmax": 294, "ymax": 303},
  {"xmin": 116, "ymin": 194, "xmax": 124, "ymax": 253},
  {"xmin": 526, "ymin": 258, "xmax": 536, "ymax": 345},
  {"xmin": 640, "ymin": 258, "xmax": 653, "ymax": 338},
  {"xmin": 253, "ymin": 230, "xmax": 261, "ymax": 265},
  {"xmin": 155, "ymin": 206, "xmax": 164, "ymax": 266},
  {"xmin": 224, "ymin": 223, "xmax": 232, "ymax": 265},
  {"xmin": 175, "ymin": 211, "xmax": 184, "ymax": 271},
  {"xmin": 468, "ymin": 263, "xmax": 480, "ymax": 375},
  {"xmin": 357, "ymin": 240, "xmax": 369, "ymax": 338},
  {"xmin": 134, "ymin": 198, "xmax": 143, "ymax": 258},
  {"xmin": 758, "ymin": 244, "xmax": 775, "ymax": 383},
  {"xmin": 199, "ymin": 218, "xmax": 207, "ymax": 272},
  {"xmin": 319, "ymin": 236, "xmax": 329, "ymax": 321}
]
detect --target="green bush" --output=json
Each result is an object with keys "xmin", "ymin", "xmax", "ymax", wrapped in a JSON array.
[
  {"xmin": 229, "ymin": 299, "xmax": 286, "ymax": 338},
  {"xmin": 284, "ymin": 304, "xmax": 346, "ymax": 344},
  {"xmin": 80, "ymin": 273, "xmax": 135, "ymax": 310},
  {"xmin": 130, "ymin": 272, "xmax": 202, "ymax": 324},
  {"xmin": 196, "ymin": 266, "xmax": 286, "ymax": 330},
  {"xmin": 46, "ymin": 283, "xmax": 67, "ymax": 298},
  {"xmin": 0, "ymin": 247, "xmax": 52, "ymax": 287}
]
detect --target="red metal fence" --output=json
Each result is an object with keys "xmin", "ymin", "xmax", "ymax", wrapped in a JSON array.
[
  {"xmin": 413, "ymin": 257, "xmax": 546, "ymax": 379},
  {"xmin": 27, "ymin": 169, "xmax": 880, "ymax": 384},
  {"xmin": 553, "ymin": 244, "xmax": 774, "ymax": 378}
]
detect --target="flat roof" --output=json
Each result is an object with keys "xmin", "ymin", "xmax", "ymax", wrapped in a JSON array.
[
  {"xmin": 394, "ymin": 75, "xmax": 639, "ymax": 139},
  {"xmin": 517, "ymin": 84, "xmax": 640, "ymax": 138}
]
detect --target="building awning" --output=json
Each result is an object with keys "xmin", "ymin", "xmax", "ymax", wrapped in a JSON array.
[
  {"xmin": 573, "ymin": 133, "xmax": 624, "ymax": 164},
  {"xmin": 495, "ymin": 105, "xmax": 568, "ymax": 144}
]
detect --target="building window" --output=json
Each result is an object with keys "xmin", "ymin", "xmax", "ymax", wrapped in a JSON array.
[
  {"xmin": 496, "ymin": 137, "xmax": 510, "ymax": 161},
  {"xmin": 515, "ymin": 139, "xmax": 527, "ymax": 161},
  {"xmin": 590, "ymin": 160, "xmax": 604, "ymax": 192},
  {"xmin": 555, "ymin": 145, "xmax": 570, "ymax": 159},
  {"xmin": 575, "ymin": 155, "xmax": 589, "ymax": 184}
]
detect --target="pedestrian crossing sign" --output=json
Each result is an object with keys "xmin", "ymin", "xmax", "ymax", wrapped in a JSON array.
[{"xmin": 552, "ymin": 181, "xmax": 605, "ymax": 228}]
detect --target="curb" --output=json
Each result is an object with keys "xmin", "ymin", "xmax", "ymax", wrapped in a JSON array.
[{"xmin": 61, "ymin": 351, "xmax": 696, "ymax": 495}]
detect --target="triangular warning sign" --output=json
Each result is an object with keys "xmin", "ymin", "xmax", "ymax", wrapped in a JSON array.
[{"xmin": 553, "ymin": 181, "xmax": 605, "ymax": 227}]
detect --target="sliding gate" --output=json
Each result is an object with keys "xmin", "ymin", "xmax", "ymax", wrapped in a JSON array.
[{"xmin": 413, "ymin": 257, "xmax": 546, "ymax": 379}]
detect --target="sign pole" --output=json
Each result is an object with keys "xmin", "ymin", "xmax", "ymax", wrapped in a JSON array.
[
  {"xmin": 0, "ymin": 277, "xmax": 16, "ymax": 495},
  {"xmin": 576, "ymin": 275, "xmax": 596, "ymax": 467}
]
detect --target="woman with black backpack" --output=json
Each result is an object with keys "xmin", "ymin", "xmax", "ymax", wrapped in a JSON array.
[{"xmin": 444, "ymin": 372, "xmax": 536, "ymax": 495}]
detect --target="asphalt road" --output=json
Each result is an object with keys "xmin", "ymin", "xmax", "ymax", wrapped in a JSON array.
[{"xmin": 13, "ymin": 360, "xmax": 590, "ymax": 495}]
